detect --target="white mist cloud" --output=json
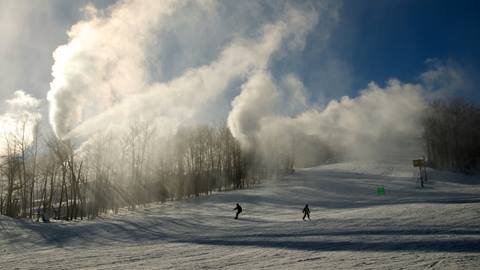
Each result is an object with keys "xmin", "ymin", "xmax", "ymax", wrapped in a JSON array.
[
  {"xmin": 0, "ymin": 90, "xmax": 41, "ymax": 155},
  {"xmin": 294, "ymin": 80, "xmax": 426, "ymax": 161},
  {"xmin": 281, "ymin": 74, "xmax": 309, "ymax": 114},
  {"xmin": 48, "ymin": 0, "xmax": 185, "ymax": 138},
  {"xmin": 228, "ymin": 71, "xmax": 279, "ymax": 149},
  {"xmin": 47, "ymin": 0, "xmax": 326, "ymax": 139},
  {"xmin": 420, "ymin": 58, "xmax": 471, "ymax": 100},
  {"xmin": 228, "ymin": 74, "xmax": 427, "ymax": 165},
  {"xmin": 0, "ymin": 0, "xmax": 103, "ymax": 103},
  {"xmin": 47, "ymin": 0, "xmax": 450, "ymax": 166}
]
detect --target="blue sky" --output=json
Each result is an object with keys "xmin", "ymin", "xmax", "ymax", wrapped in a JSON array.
[
  {"xmin": 299, "ymin": 0, "xmax": 480, "ymax": 102},
  {"xmin": 1, "ymin": 0, "xmax": 479, "ymax": 116},
  {"xmin": 0, "ymin": 0, "xmax": 478, "ymax": 157}
]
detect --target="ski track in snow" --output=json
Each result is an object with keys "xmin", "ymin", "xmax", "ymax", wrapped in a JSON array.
[{"xmin": 1, "ymin": 161, "xmax": 480, "ymax": 269}]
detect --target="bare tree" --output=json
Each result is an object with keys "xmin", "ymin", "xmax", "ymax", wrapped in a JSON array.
[{"xmin": 423, "ymin": 98, "xmax": 480, "ymax": 173}]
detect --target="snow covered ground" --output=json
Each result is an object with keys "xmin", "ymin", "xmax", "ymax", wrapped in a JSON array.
[{"xmin": 1, "ymin": 161, "xmax": 480, "ymax": 269}]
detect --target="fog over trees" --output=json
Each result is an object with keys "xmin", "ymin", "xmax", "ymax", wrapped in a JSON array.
[
  {"xmin": 2, "ymin": 97, "xmax": 479, "ymax": 220},
  {"xmin": 0, "ymin": 121, "xmax": 295, "ymax": 219},
  {"xmin": 0, "ymin": 0, "xmax": 479, "ymax": 221}
]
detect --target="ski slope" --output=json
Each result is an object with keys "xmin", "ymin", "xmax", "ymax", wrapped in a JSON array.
[{"xmin": 1, "ymin": 161, "xmax": 480, "ymax": 269}]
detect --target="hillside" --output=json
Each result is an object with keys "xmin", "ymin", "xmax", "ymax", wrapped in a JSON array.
[{"xmin": 1, "ymin": 161, "xmax": 479, "ymax": 269}]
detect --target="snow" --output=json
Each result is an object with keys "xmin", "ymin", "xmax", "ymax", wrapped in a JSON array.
[{"xmin": 1, "ymin": 161, "xmax": 480, "ymax": 269}]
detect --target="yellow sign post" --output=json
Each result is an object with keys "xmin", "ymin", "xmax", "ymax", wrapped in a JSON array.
[
  {"xmin": 413, "ymin": 158, "xmax": 427, "ymax": 188},
  {"xmin": 413, "ymin": 159, "xmax": 425, "ymax": 167}
]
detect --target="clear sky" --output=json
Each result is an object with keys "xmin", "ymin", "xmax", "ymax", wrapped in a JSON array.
[
  {"xmin": 277, "ymin": 0, "xmax": 480, "ymax": 102},
  {"xmin": 0, "ymin": 0, "xmax": 479, "ymax": 138},
  {"xmin": 327, "ymin": 0, "xmax": 480, "ymax": 101}
]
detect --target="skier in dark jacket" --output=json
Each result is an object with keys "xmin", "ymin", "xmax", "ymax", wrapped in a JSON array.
[
  {"xmin": 233, "ymin": 203, "xmax": 242, "ymax": 219},
  {"xmin": 302, "ymin": 204, "xmax": 310, "ymax": 220}
]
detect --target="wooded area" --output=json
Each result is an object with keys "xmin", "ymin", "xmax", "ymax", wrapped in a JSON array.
[
  {"xmin": 2, "ymin": 98, "xmax": 479, "ymax": 220},
  {"xmin": 0, "ymin": 123, "xmax": 293, "ymax": 220},
  {"xmin": 422, "ymin": 98, "xmax": 480, "ymax": 172}
]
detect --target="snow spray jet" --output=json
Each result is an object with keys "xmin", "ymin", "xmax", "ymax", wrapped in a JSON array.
[
  {"xmin": 0, "ymin": 90, "xmax": 41, "ymax": 155},
  {"xmin": 227, "ymin": 58, "xmax": 469, "ymax": 167},
  {"xmin": 46, "ymin": 0, "xmax": 441, "ymax": 169},
  {"xmin": 47, "ymin": 0, "xmax": 188, "ymax": 139},
  {"xmin": 47, "ymin": 0, "xmax": 325, "ymax": 140},
  {"xmin": 228, "ymin": 73, "xmax": 428, "ymax": 166},
  {"xmin": 225, "ymin": 63, "xmax": 458, "ymax": 168},
  {"xmin": 44, "ymin": 0, "xmax": 339, "ymax": 205}
]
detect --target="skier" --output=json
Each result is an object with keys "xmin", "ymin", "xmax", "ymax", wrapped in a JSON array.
[
  {"xmin": 41, "ymin": 210, "xmax": 50, "ymax": 223},
  {"xmin": 302, "ymin": 204, "xmax": 310, "ymax": 220},
  {"xmin": 233, "ymin": 203, "xmax": 242, "ymax": 219},
  {"xmin": 36, "ymin": 208, "xmax": 41, "ymax": 222}
]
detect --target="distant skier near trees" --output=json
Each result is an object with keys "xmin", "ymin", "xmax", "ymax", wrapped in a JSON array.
[
  {"xmin": 302, "ymin": 204, "xmax": 310, "ymax": 220},
  {"xmin": 233, "ymin": 203, "xmax": 242, "ymax": 219}
]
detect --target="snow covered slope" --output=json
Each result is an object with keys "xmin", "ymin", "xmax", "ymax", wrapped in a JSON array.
[{"xmin": 1, "ymin": 162, "xmax": 480, "ymax": 269}]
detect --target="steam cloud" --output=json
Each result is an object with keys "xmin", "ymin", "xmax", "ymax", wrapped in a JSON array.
[
  {"xmin": 47, "ymin": 0, "xmax": 322, "ymax": 139},
  {"xmin": 0, "ymin": 90, "xmax": 41, "ymax": 155},
  {"xmin": 229, "ymin": 76, "xmax": 426, "ymax": 165},
  {"xmin": 48, "ymin": 0, "xmax": 434, "ymax": 165}
]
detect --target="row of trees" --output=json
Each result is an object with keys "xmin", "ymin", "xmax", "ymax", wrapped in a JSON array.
[
  {"xmin": 422, "ymin": 98, "xmax": 480, "ymax": 172},
  {"xmin": 0, "ymin": 123, "xmax": 39, "ymax": 218},
  {"xmin": 0, "ymin": 122, "xmax": 293, "ymax": 220}
]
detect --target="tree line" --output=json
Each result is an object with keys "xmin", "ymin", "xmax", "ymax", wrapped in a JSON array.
[
  {"xmin": 422, "ymin": 98, "xmax": 480, "ymax": 173},
  {"xmin": 0, "ymin": 122, "xmax": 293, "ymax": 220}
]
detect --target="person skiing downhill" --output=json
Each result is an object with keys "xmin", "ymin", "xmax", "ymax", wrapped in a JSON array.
[
  {"xmin": 233, "ymin": 203, "xmax": 242, "ymax": 219},
  {"xmin": 302, "ymin": 204, "xmax": 310, "ymax": 220}
]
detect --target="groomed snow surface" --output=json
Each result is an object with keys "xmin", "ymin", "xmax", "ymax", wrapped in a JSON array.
[{"xmin": 1, "ymin": 161, "xmax": 480, "ymax": 269}]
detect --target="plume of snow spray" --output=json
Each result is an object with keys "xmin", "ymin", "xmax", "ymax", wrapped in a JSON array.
[
  {"xmin": 0, "ymin": 90, "xmax": 41, "ymax": 155},
  {"xmin": 47, "ymin": 0, "xmax": 322, "ymax": 140},
  {"xmin": 228, "ymin": 75, "xmax": 427, "ymax": 165},
  {"xmin": 48, "ymin": 0, "xmax": 433, "ymax": 166}
]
